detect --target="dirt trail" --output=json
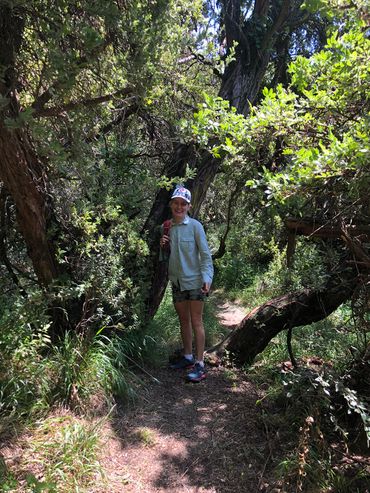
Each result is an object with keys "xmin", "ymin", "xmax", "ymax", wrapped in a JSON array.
[
  {"xmin": 214, "ymin": 297, "xmax": 247, "ymax": 328},
  {"xmin": 97, "ymin": 298, "xmax": 274, "ymax": 493}
]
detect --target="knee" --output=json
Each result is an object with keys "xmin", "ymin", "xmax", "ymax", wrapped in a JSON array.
[
  {"xmin": 192, "ymin": 322, "xmax": 204, "ymax": 334},
  {"xmin": 178, "ymin": 315, "xmax": 191, "ymax": 328}
]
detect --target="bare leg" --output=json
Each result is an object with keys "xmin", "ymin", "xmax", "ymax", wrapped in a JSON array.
[
  {"xmin": 189, "ymin": 300, "xmax": 205, "ymax": 362},
  {"xmin": 174, "ymin": 300, "xmax": 192, "ymax": 355}
]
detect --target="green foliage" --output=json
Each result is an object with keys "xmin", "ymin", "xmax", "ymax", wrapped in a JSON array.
[
  {"xmin": 3, "ymin": 0, "xmax": 213, "ymax": 329},
  {"xmin": 0, "ymin": 457, "xmax": 18, "ymax": 492},
  {"xmin": 0, "ymin": 286, "xmax": 139, "ymax": 437},
  {"xmin": 264, "ymin": 239, "xmax": 329, "ymax": 295},
  {"xmin": 182, "ymin": 5, "xmax": 370, "ymax": 227},
  {"xmin": 256, "ymin": 314, "xmax": 351, "ymax": 371},
  {"xmin": 210, "ymin": 207, "xmax": 285, "ymax": 292},
  {"xmin": 250, "ymin": 333, "xmax": 369, "ymax": 492},
  {"xmin": 0, "ymin": 292, "xmax": 52, "ymax": 428},
  {"xmin": 39, "ymin": 418, "xmax": 102, "ymax": 491},
  {"xmin": 215, "ymin": 234, "xmax": 329, "ymax": 306},
  {"xmin": 243, "ymin": 283, "xmax": 369, "ymax": 493},
  {"xmin": 68, "ymin": 202, "xmax": 149, "ymax": 321},
  {"xmin": 247, "ymin": 18, "xmax": 370, "ymax": 209},
  {"xmin": 303, "ymin": 0, "xmax": 369, "ymax": 22},
  {"xmin": 215, "ymin": 252, "xmax": 257, "ymax": 291},
  {"xmin": 272, "ymin": 368, "xmax": 370, "ymax": 491},
  {"xmin": 336, "ymin": 380, "xmax": 370, "ymax": 446},
  {"xmin": 180, "ymin": 93, "xmax": 249, "ymax": 156},
  {"xmin": 17, "ymin": 0, "xmax": 204, "ymax": 107},
  {"xmin": 24, "ymin": 475, "xmax": 57, "ymax": 493},
  {"xmin": 49, "ymin": 329, "xmax": 141, "ymax": 408}
]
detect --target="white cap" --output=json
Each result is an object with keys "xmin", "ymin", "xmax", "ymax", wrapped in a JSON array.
[{"xmin": 171, "ymin": 186, "xmax": 191, "ymax": 203}]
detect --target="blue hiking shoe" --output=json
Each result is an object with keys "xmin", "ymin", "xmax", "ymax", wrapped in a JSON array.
[
  {"xmin": 186, "ymin": 363, "xmax": 206, "ymax": 382},
  {"xmin": 169, "ymin": 356, "xmax": 195, "ymax": 370}
]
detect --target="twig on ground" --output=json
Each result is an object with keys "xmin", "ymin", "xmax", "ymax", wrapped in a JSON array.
[
  {"xmin": 124, "ymin": 354, "xmax": 161, "ymax": 384},
  {"xmin": 180, "ymin": 456, "xmax": 200, "ymax": 479}
]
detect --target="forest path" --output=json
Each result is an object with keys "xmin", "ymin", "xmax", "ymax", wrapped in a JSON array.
[
  {"xmin": 97, "ymin": 298, "xmax": 274, "ymax": 493},
  {"xmin": 213, "ymin": 294, "xmax": 247, "ymax": 328}
]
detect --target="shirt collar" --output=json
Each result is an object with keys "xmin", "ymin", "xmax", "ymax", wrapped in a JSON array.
[{"xmin": 172, "ymin": 215, "xmax": 190, "ymax": 225}]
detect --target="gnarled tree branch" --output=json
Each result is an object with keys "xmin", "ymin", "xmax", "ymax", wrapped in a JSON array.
[{"xmin": 32, "ymin": 87, "xmax": 135, "ymax": 118}]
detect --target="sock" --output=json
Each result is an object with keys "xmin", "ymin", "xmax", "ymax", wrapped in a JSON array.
[
  {"xmin": 184, "ymin": 354, "xmax": 193, "ymax": 360},
  {"xmin": 195, "ymin": 360, "xmax": 204, "ymax": 367}
]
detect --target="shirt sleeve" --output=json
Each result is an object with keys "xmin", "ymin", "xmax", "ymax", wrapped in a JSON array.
[{"xmin": 194, "ymin": 221, "xmax": 214, "ymax": 285}]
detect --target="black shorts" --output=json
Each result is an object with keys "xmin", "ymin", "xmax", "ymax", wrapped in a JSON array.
[{"xmin": 171, "ymin": 283, "xmax": 206, "ymax": 303}]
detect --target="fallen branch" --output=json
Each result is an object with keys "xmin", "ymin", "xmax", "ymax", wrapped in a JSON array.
[{"xmin": 208, "ymin": 272, "xmax": 358, "ymax": 366}]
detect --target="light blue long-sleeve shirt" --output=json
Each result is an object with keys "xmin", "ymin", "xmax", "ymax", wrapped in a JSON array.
[{"xmin": 163, "ymin": 216, "xmax": 213, "ymax": 291}]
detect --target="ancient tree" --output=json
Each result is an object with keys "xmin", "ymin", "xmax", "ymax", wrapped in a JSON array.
[{"xmin": 144, "ymin": 0, "xmax": 320, "ymax": 316}]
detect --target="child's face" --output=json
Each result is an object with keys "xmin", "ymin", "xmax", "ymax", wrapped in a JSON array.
[{"xmin": 170, "ymin": 198, "xmax": 190, "ymax": 222}]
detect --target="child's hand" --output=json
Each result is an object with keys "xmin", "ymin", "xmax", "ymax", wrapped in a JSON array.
[
  {"xmin": 160, "ymin": 235, "xmax": 170, "ymax": 249},
  {"xmin": 201, "ymin": 282, "xmax": 210, "ymax": 294}
]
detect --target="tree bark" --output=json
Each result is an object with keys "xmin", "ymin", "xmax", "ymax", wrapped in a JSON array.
[
  {"xmin": 0, "ymin": 124, "xmax": 61, "ymax": 286},
  {"xmin": 209, "ymin": 273, "xmax": 357, "ymax": 366},
  {"xmin": 219, "ymin": 0, "xmax": 293, "ymax": 115}
]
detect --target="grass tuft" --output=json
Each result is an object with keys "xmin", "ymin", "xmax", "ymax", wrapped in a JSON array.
[
  {"xmin": 6, "ymin": 411, "xmax": 106, "ymax": 493},
  {"xmin": 133, "ymin": 427, "xmax": 157, "ymax": 447}
]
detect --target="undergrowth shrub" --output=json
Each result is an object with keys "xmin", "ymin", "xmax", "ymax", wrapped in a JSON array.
[
  {"xmin": 33, "ymin": 415, "xmax": 103, "ymax": 492},
  {"xmin": 272, "ymin": 367, "xmax": 370, "ymax": 493},
  {"xmin": 0, "ymin": 287, "xmax": 141, "ymax": 439},
  {"xmin": 66, "ymin": 203, "xmax": 149, "ymax": 327},
  {"xmin": 257, "ymin": 239, "xmax": 329, "ymax": 297},
  {"xmin": 215, "ymin": 238, "xmax": 329, "ymax": 307},
  {"xmin": 0, "ymin": 204, "xmax": 152, "ymax": 431},
  {"xmin": 0, "ymin": 291, "xmax": 53, "ymax": 433},
  {"xmin": 214, "ymin": 252, "xmax": 257, "ymax": 290},
  {"xmin": 250, "ymin": 307, "xmax": 353, "ymax": 369},
  {"xmin": 245, "ymin": 294, "xmax": 369, "ymax": 493},
  {"xmin": 211, "ymin": 214, "xmax": 281, "ymax": 293},
  {"xmin": 50, "ymin": 331, "xmax": 138, "ymax": 411}
]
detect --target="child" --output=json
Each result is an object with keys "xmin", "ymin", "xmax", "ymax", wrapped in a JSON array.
[{"xmin": 160, "ymin": 185, "xmax": 214, "ymax": 382}]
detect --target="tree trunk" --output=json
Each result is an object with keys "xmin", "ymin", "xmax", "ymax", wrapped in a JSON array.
[
  {"xmin": 0, "ymin": 124, "xmax": 60, "ymax": 286},
  {"xmin": 209, "ymin": 273, "xmax": 357, "ymax": 366},
  {"xmin": 0, "ymin": 4, "xmax": 59, "ymax": 287},
  {"xmin": 219, "ymin": 0, "xmax": 293, "ymax": 116},
  {"xmin": 0, "ymin": 5, "xmax": 88, "ymax": 341}
]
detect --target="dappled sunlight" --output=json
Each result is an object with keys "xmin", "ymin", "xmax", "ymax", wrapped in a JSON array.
[{"xmin": 107, "ymin": 367, "xmax": 264, "ymax": 492}]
